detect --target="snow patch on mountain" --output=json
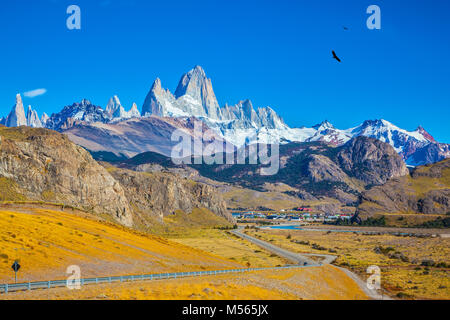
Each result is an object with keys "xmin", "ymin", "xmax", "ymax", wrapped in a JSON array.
[{"xmin": 1, "ymin": 66, "xmax": 448, "ymax": 166}]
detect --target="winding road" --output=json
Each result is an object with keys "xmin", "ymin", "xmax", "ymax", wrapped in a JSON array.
[{"xmin": 231, "ymin": 228, "xmax": 390, "ymax": 300}]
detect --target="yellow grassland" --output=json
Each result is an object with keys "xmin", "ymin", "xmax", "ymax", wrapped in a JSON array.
[
  {"xmin": 405, "ymin": 172, "xmax": 450, "ymax": 198},
  {"xmin": 2, "ymin": 265, "xmax": 368, "ymax": 300},
  {"xmin": 169, "ymin": 229, "xmax": 289, "ymax": 268},
  {"xmin": 0, "ymin": 207, "xmax": 240, "ymax": 283},
  {"xmin": 244, "ymin": 228, "xmax": 450, "ymax": 299}
]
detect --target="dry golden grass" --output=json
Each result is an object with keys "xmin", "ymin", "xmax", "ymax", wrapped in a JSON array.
[
  {"xmin": 0, "ymin": 205, "xmax": 374, "ymax": 300},
  {"xmin": 244, "ymin": 228, "xmax": 450, "ymax": 299},
  {"xmin": 132, "ymin": 207, "xmax": 234, "ymax": 236},
  {"xmin": 2, "ymin": 265, "xmax": 368, "ymax": 300},
  {"xmin": 0, "ymin": 206, "xmax": 240, "ymax": 283},
  {"xmin": 169, "ymin": 229, "xmax": 289, "ymax": 268}
]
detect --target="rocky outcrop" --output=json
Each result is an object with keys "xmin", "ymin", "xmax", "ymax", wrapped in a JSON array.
[
  {"xmin": 306, "ymin": 154, "xmax": 350, "ymax": 183},
  {"xmin": 0, "ymin": 127, "xmax": 133, "ymax": 226},
  {"xmin": 337, "ymin": 136, "xmax": 409, "ymax": 185},
  {"xmin": 357, "ymin": 159, "xmax": 450, "ymax": 217},
  {"xmin": 107, "ymin": 167, "xmax": 234, "ymax": 224},
  {"xmin": 5, "ymin": 94, "xmax": 27, "ymax": 127}
]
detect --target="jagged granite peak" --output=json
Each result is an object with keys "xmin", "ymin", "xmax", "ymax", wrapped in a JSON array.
[
  {"xmin": 112, "ymin": 101, "xmax": 141, "ymax": 120},
  {"xmin": 2, "ymin": 67, "xmax": 447, "ymax": 167},
  {"xmin": 174, "ymin": 65, "xmax": 221, "ymax": 119},
  {"xmin": 305, "ymin": 120, "xmax": 350, "ymax": 146},
  {"xmin": 26, "ymin": 105, "xmax": 43, "ymax": 128},
  {"xmin": 174, "ymin": 65, "xmax": 207, "ymax": 99},
  {"xmin": 80, "ymin": 98, "xmax": 92, "ymax": 107},
  {"xmin": 152, "ymin": 77, "xmax": 162, "ymax": 91},
  {"xmin": 112, "ymin": 106, "xmax": 126, "ymax": 119},
  {"xmin": 142, "ymin": 78, "xmax": 183, "ymax": 117},
  {"xmin": 45, "ymin": 99, "xmax": 110, "ymax": 131},
  {"xmin": 129, "ymin": 103, "xmax": 141, "ymax": 117},
  {"xmin": 257, "ymin": 106, "xmax": 286, "ymax": 128},
  {"xmin": 5, "ymin": 94, "xmax": 27, "ymax": 127},
  {"xmin": 140, "ymin": 66, "xmax": 293, "ymax": 148},
  {"xmin": 346, "ymin": 118, "xmax": 433, "ymax": 163},
  {"xmin": 40, "ymin": 112, "xmax": 49, "ymax": 126},
  {"xmin": 313, "ymin": 120, "xmax": 334, "ymax": 130},
  {"xmin": 106, "ymin": 95, "xmax": 122, "ymax": 116}
]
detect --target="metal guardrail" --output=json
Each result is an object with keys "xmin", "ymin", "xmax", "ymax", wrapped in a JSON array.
[{"xmin": 0, "ymin": 265, "xmax": 310, "ymax": 294}]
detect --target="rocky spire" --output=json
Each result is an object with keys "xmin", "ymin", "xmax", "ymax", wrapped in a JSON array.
[
  {"xmin": 41, "ymin": 112, "xmax": 49, "ymax": 126},
  {"xmin": 26, "ymin": 105, "xmax": 43, "ymax": 128},
  {"xmin": 129, "ymin": 103, "xmax": 141, "ymax": 118},
  {"xmin": 141, "ymin": 78, "xmax": 178, "ymax": 117},
  {"xmin": 5, "ymin": 94, "xmax": 27, "ymax": 127},
  {"xmin": 106, "ymin": 95, "xmax": 122, "ymax": 117},
  {"xmin": 112, "ymin": 101, "xmax": 141, "ymax": 120},
  {"xmin": 174, "ymin": 66, "xmax": 221, "ymax": 119}
]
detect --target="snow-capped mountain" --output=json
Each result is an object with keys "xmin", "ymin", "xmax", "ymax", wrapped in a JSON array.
[
  {"xmin": 138, "ymin": 66, "xmax": 448, "ymax": 165},
  {"xmin": 1, "ymin": 66, "xmax": 448, "ymax": 166},
  {"xmin": 45, "ymin": 97, "xmax": 140, "ymax": 130},
  {"xmin": 344, "ymin": 119, "xmax": 430, "ymax": 156},
  {"xmin": 141, "ymin": 66, "xmax": 296, "ymax": 146},
  {"xmin": 294, "ymin": 119, "xmax": 448, "ymax": 165},
  {"xmin": 2, "ymin": 94, "xmax": 42, "ymax": 128},
  {"xmin": 45, "ymin": 99, "xmax": 110, "ymax": 131}
]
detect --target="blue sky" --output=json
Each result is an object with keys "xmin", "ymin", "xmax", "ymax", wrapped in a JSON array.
[{"xmin": 0, "ymin": 0, "xmax": 449, "ymax": 142}]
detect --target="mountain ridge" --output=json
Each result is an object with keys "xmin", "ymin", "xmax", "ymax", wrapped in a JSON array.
[{"xmin": 1, "ymin": 66, "xmax": 448, "ymax": 166}]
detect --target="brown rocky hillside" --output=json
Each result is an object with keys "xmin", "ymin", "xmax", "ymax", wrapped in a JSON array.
[
  {"xmin": 0, "ymin": 126, "xmax": 133, "ymax": 226},
  {"xmin": 105, "ymin": 166, "xmax": 233, "ymax": 228},
  {"xmin": 358, "ymin": 158, "xmax": 450, "ymax": 218},
  {"xmin": 0, "ymin": 127, "xmax": 233, "ymax": 230}
]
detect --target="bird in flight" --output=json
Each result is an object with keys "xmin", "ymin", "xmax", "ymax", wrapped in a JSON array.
[
  {"xmin": 332, "ymin": 51, "xmax": 341, "ymax": 62},
  {"xmin": 343, "ymin": 26, "xmax": 349, "ymax": 30}
]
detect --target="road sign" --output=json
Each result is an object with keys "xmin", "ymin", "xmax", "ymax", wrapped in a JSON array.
[
  {"xmin": 11, "ymin": 261, "xmax": 20, "ymax": 283},
  {"xmin": 11, "ymin": 261, "xmax": 20, "ymax": 272}
]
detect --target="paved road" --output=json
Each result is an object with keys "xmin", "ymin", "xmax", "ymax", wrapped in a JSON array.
[
  {"xmin": 231, "ymin": 229, "xmax": 390, "ymax": 300},
  {"xmin": 231, "ymin": 229, "xmax": 318, "ymax": 266}
]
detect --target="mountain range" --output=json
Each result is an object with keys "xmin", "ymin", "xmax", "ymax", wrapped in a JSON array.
[{"xmin": 1, "ymin": 66, "xmax": 448, "ymax": 166}]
